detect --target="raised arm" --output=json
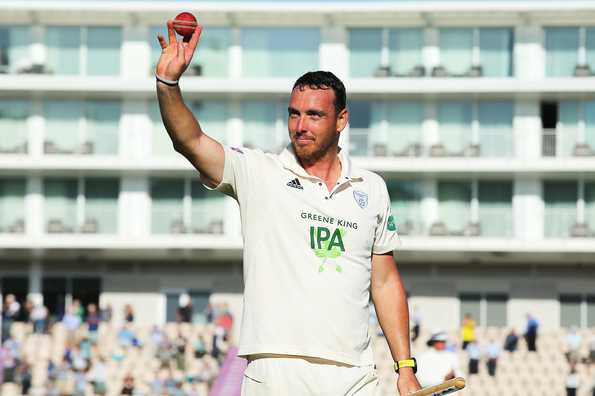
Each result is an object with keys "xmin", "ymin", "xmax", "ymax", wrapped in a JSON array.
[{"xmin": 155, "ymin": 20, "xmax": 225, "ymax": 188}]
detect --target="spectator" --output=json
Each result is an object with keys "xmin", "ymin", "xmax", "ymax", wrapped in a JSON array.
[
  {"xmin": 17, "ymin": 361, "xmax": 32, "ymax": 395},
  {"xmin": 72, "ymin": 299, "xmax": 84, "ymax": 321},
  {"xmin": 461, "ymin": 313, "xmax": 476, "ymax": 350},
  {"xmin": 30, "ymin": 301, "xmax": 48, "ymax": 334},
  {"xmin": 485, "ymin": 339, "xmax": 501, "ymax": 377},
  {"xmin": 416, "ymin": 331, "xmax": 463, "ymax": 387},
  {"xmin": 1, "ymin": 337, "xmax": 19, "ymax": 383},
  {"xmin": 410, "ymin": 306, "xmax": 422, "ymax": 343},
  {"xmin": 565, "ymin": 327, "xmax": 583, "ymax": 363},
  {"xmin": 503, "ymin": 328, "xmax": 519, "ymax": 352},
  {"xmin": 100, "ymin": 303, "xmax": 112, "ymax": 323},
  {"xmin": 216, "ymin": 303, "xmax": 233, "ymax": 338},
  {"xmin": 524, "ymin": 314, "xmax": 539, "ymax": 352},
  {"xmin": 2, "ymin": 294, "xmax": 20, "ymax": 342},
  {"xmin": 566, "ymin": 362, "xmax": 580, "ymax": 396},
  {"xmin": 121, "ymin": 374, "xmax": 135, "ymax": 395},
  {"xmin": 589, "ymin": 336, "xmax": 595, "ymax": 364},
  {"xmin": 467, "ymin": 341, "xmax": 480, "ymax": 375},
  {"xmin": 62, "ymin": 305, "xmax": 82, "ymax": 342},
  {"xmin": 177, "ymin": 294, "xmax": 193, "ymax": 323},
  {"xmin": 124, "ymin": 304, "xmax": 135, "ymax": 323},
  {"xmin": 86, "ymin": 303, "xmax": 101, "ymax": 340},
  {"xmin": 88, "ymin": 356, "xmax": 108, "ymax": 396}
]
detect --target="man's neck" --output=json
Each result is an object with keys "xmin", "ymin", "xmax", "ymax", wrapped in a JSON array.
[{"xmin": 300, "ymin": 147, "xmax": 342, "ymax": 189}]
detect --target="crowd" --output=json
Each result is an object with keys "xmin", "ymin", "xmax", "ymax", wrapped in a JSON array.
[
  {"xmin": 408, "ymin": 308, "xmax": 595, "ymax": 396},
  {"xmin": 1, "ymin": 294, "xmax": 234, "ymax": 396}
]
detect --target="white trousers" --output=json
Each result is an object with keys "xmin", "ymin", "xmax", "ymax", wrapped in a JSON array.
[{"xmin": 241, "ymin": 356, "xmax": 378, "ymax": 396}]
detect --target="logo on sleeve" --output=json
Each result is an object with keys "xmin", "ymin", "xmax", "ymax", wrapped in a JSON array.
[
  {"xmin": 387, "ymin": 215, "xmax": 397, "ymax": 231},
  {"xmin": 353, "ymin": 190, "xmax": 368, "ymax": 209}
]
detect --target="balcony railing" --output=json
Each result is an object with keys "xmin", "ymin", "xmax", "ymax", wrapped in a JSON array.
[
  {"xmin": 542, "ymin": 129, "xmax": 595, "ymax": 158},
  {"xmin": 349, "ymin": 128, "xmax": 515, "ymax": 158},
  {"xmin": 478, "ymin": 207, "xmax": 513, "ymax": 237},
  {"xmin": 544, "ymin": 207, "xmax": 577, "ymax": 238}
]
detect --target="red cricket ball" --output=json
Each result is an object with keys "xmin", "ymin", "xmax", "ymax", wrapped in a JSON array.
[{"xmin": 173, "ymin": 12, "xmax": 197, "ymax": 39}]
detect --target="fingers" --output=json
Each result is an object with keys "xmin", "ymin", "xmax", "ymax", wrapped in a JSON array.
[
  {"xmin": 166, "ymin": 20, "xmax": 177, "ymax": 45},
  {"xmin": 187, "ymin": 25, "xmax": 203, "ymax": 53},
  {"xmin": 157, "ymin": 33, "xmax": 167, "ymax": 50}
]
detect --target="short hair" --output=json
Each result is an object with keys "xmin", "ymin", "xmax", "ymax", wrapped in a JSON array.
[{"xmin": 292, "ymin": 71, "xmax": 346, "ymax": 114}]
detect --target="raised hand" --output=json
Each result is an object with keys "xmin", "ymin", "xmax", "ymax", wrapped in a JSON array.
[{"xmin": 155, "ymin": 20, "xmax": 202, "ymax": 81}]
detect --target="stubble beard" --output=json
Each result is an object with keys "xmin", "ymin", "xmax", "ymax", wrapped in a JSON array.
[{"xmin": 291, "ymin": 132, "xmax": 338, "ymax": 165}]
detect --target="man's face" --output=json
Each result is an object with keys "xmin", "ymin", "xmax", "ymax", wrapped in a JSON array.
[{"xmin": 287, "ymin": 86, "xmax": 347, "ymax": 163}]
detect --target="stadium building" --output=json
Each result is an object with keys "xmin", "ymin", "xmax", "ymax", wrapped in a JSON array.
[{"xmin": 1, "ymin": 2, "xmax": 595, "ymax": 392}]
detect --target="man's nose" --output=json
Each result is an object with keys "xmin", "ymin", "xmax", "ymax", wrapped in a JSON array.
[{"xmin": 297, "ymin": 116, "xmax": 308, "ymax": 132}]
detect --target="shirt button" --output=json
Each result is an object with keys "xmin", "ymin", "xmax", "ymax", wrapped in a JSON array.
[
  {"xmin": 325, "ymin": 197, "xmax": 328, "ymax": 200},
  {"xmin": 318, "ymin": 182, "xmax": 322, "ymax": 186}
]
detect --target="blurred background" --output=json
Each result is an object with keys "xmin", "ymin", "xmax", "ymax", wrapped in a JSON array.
[{"xmin": 1, "ymin": 0, "xmax": 595, "ymax": 395}]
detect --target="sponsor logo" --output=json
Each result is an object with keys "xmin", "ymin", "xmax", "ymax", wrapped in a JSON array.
[
  {"xmin": 309, "ymin": 226, "xmax": 346, "ymax": 273},
  {"xmin": 286, "ymin": 178, "xmax": 303, "ymax": 190},
  {"xmin": 387, "ymin": 215, "xmax": 397, "ymax": 231},
  {"xmin": 353, "ymin": 190, "xmax": 368, "ymax": 209}
]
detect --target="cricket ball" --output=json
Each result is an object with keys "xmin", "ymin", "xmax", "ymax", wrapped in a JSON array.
[{"xmin": 173, "ymin": 12, "xmax": 197, "ymax": 39}]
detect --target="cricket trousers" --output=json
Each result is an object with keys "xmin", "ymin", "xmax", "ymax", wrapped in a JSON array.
[{"xmin": 241, "ymin": 355, "xmax": 379, "ymax": 396}]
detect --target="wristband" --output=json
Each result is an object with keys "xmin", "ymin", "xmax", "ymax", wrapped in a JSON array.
[
  {"xmin": 155, "ymin": 73, "xmax": 179, "ymax": 86},
  {"xmin": 394, "ymin": 357, "xmax": 417, "ymax": 374}
]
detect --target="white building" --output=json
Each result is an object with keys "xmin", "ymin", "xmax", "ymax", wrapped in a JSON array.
[{"xmin": 1, "ymin": 0, "xmax": 595, "ymax": 334}]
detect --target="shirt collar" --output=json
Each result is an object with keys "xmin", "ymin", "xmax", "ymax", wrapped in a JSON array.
[{"xmin": 278, "ymin": 144, "xmax": 362, "ymax": 182}]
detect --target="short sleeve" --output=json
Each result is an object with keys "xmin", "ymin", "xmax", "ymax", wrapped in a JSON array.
[
  {"xmin": 208, "ymin": 146, "xmax": 255, "ymax": 201},
  {"xmin": 372, "ymin": 181, "xmax": 401, "ymax": 254}
]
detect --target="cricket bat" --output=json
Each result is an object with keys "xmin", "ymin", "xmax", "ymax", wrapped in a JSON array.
[{"xmin": 409, "ymin": 377, "xmax": 466, "ymax": 396}]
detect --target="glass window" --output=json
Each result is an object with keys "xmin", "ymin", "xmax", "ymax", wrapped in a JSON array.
[
  {"xmin": 543, "ymin": 181, "xmax": 577, "ymax": 238},
  {"xmin": 195, "ymin": 27, "xmax": 230, "ymax": 77},
  {"xmin": 46, "ymin": 26, "xmax": 80, "ymax": 75},
  {"xmin": 190, "ymin": 101, "xmax": 227, "ymax": 144},
  {"xmin": 545, "ymin": 27, "xmax": 579, "ymax": 77},
  {"xmin": 459, "ymin": 293, "xmax": 481, "ymax": 326},
  {"xmin": 191, "ymin": 181, "xmax": 225, "ymax": 234},
  {"xmin": 438, "ymin": 181, "xmax": 471, "ymax": 233},
  {"xmin": 560, "ymin": 294, "xmax": 581, "ymax": 328},
  {"xmin": 558, "ymin": 101, "xmax": 579, "ymax": 157},
  {"xmin": 151, "ymin": 179, "xmax": 184, "ymax": 234},
  {"xmin": 349, "ymin": 100, "xmax": 388, "ymax": 156},
  {"xmin": 586, "ymin": 28, "xmax": 595, "ymax": 76},
  {"xmin": 438, "ymin": 101, "xmax": 472, "ymax": 154},
  {"xmin": 478, "ymin": 101, "xmax": 514, "ymax": 157},
  {"xmin": 0, "ymin": 25, "xmax": 31, "ymax": 74},
  {"xmin": 486, "ymin": 294, "xmax": 508, "ymax": 327},
  {"xmin": 242, "ymin": 101, "xmax": 287, "ymax": 152},
  {"xmin": 386, "ymin": 102, "xmax": 423, "ymax": 156},
  {"xmin": 439, "ymin": 28, "xmax": 473, "ymax": 75},
  {"xmin": 479, "ymin": 28, "xmax": 513, "ymax": 77},
  {"xmin": 84, "ymin": 178, "xmax": 118, "ymax": 234},
  {"xmin": 150, "ymin": 26, "xmax": 230, "ymax": 77},
  {"xmin": 85, "ymin": 101, "xmax": 120, "ymax": 155},
  {"xmin": 585, "ymin": 182, "xmax": 595, "ymax": 229},
  {"xmin": 44, "ymin": 179, "xmax": 77, "ymax": 233},
  {"xmin": 86, "ymin": 27, "xmax": 121, "ymax": 76},
  {"xmin": 44, "ymin": 101, "xmax": 81, "ymax": 154},
  {"xmin": 0, "ymin": 178, "xmax": 26, "ymax": 234},
  {"xmin": 389, "ymin": 28, "xmax": 423, "ymax": 75},
  {"xmin": 587, "ymin": 295, "xmax": 595, "ymax": 327},
  {"xmin": 478, "ymin": 181, "xmax": 513, "ymax": 238},
  {"xmin": 584, "ymin": 101, "xmax": 595, "ymax": 151},
  {"xmin": 387, "ymin": 180, "xmax": 422, "ymax": 235},
  {"xmin": 349, "ymin": 29, "xmax": 382, "ymax": 77},
  {"xmin": 241, "ymin": 28, "xmax": 319, "ymax": 77},
  {"xmin": 0, "ymin": 99, "xmax": 29, "ymax": 153}
]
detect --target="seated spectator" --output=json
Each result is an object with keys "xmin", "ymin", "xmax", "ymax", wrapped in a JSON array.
[
  {"xmin": 86, "ymin": 303, "xmax": 101, "ymax": 340},
  {"xmin": 565, "ymin": 327, "xmax": 583, "ymax": 363},
  {"xmin": 121, "ymin": 374, "xmax": 135, "ymax": 395},
  {"xmin": 503, "ymin": 328, "xmax": 519, "ymax": 352}
]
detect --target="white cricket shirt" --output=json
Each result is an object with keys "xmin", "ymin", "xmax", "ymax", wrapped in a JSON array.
[{"xmin": 214, "ymin": 144, "xmax": 400, "ymax": 366}]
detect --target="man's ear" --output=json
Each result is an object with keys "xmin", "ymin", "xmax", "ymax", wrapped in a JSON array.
[{"xmin": 336, "ymin": 108, "xmax": 348, "ymax": 133}]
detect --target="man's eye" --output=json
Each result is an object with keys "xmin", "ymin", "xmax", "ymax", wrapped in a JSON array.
[
  {"xmin": 310, "ymin": 114, "xmax": 321, "ymax": 120},
  {"xmin": 289, "ymin": 113, "xmax": 299, "ymax": 118}
]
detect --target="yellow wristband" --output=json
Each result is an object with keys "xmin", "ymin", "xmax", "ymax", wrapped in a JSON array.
[{"xmin": 394, "ymin": 358, "xmax": 417, "ymax": 373}]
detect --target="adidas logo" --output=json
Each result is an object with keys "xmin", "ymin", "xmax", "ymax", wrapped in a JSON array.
[{"xmin": 286, "ymin": 178, "xmax": 303, "ymax": 190}]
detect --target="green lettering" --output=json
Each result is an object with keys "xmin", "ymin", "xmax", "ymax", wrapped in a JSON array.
[
  {"xmin": 309, "ymin": 226, "xmax": 315, "ymax": 249},
  {"xmin": 316, "ymin": 227, "xmax": 330, "ymax": 249},
  {"xmin": 328, "ymin": 228, "xmax": 345, "ymax": 252}
]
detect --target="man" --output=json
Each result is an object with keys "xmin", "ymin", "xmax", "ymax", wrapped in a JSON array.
[
  {"xmin": 524, "ymin": 313, "xmax": 539, "ymax": 352},
  {"xmin": 415, "ymin": 331, "xmax": 462, "ymax": 388},
  {"xmin": 155, "ymin": 20, "xmax": 421, "ymax": 395}
]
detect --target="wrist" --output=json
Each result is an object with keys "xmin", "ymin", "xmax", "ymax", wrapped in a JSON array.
[{"xmin": 155, "ymin": 73, "xmax": 179, "ymax": 86}]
